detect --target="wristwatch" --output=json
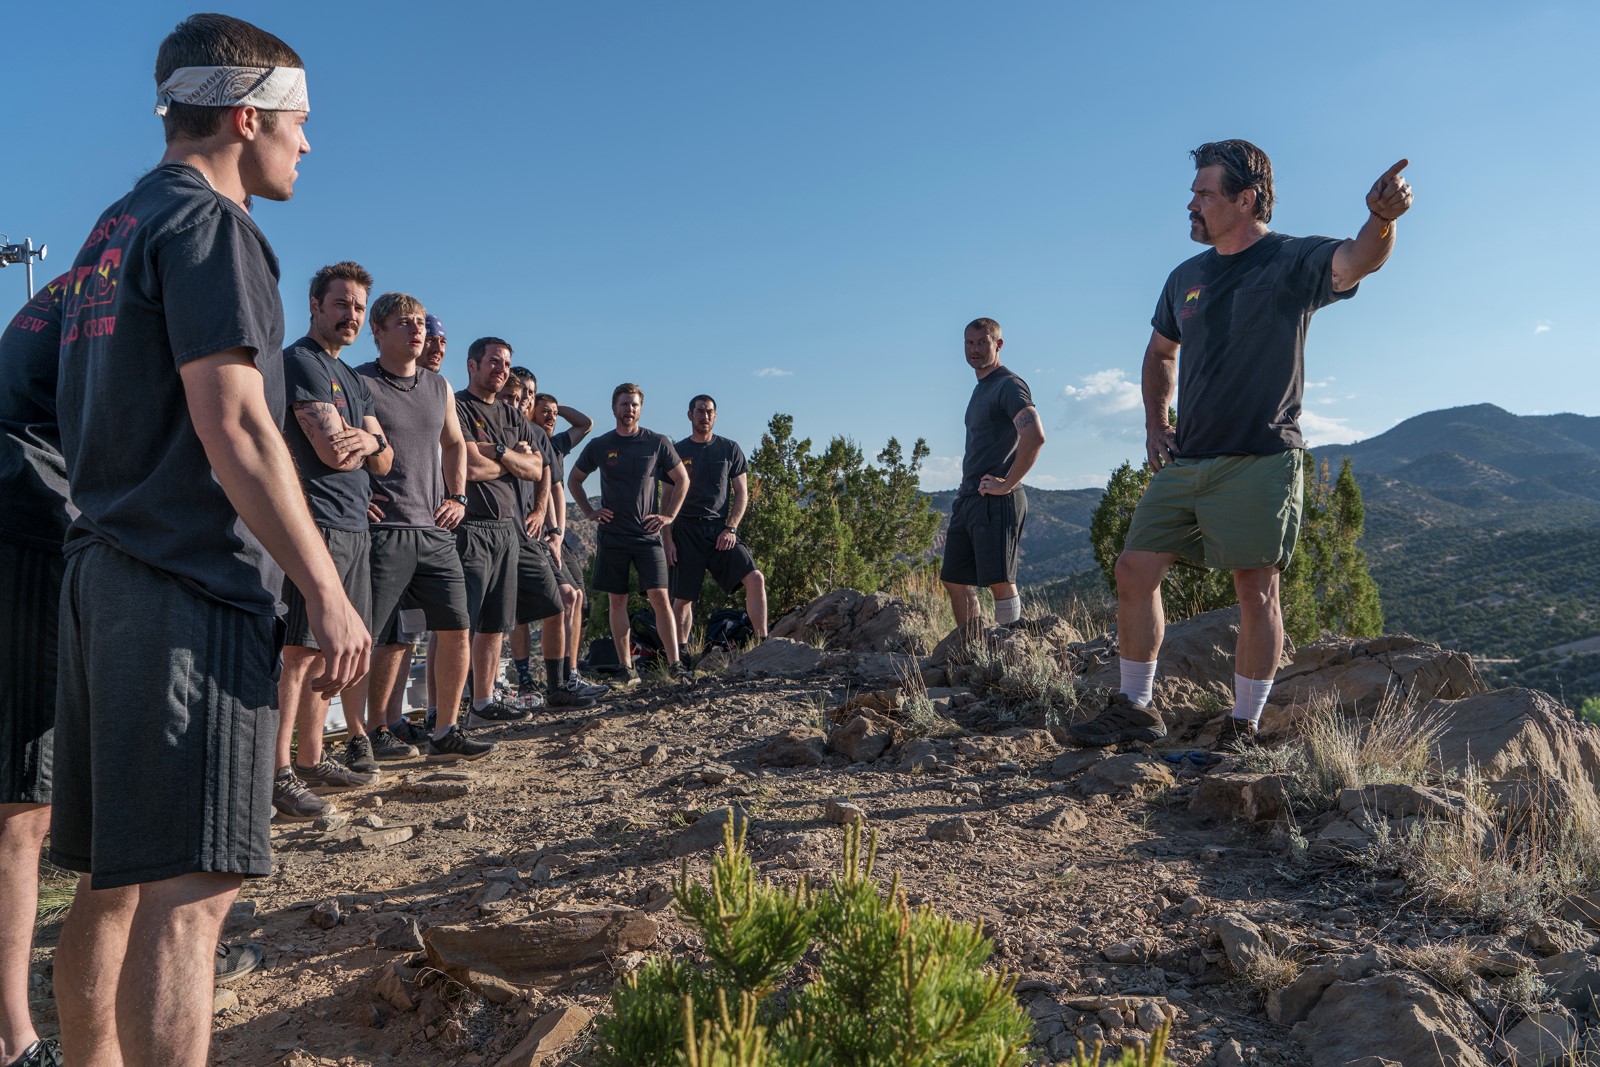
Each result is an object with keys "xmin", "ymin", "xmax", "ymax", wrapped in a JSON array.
[
  {"xmin": 447, "ymin": 493, "xmax": 468, "ymax": 506},
  {"xmin": 371, "ymin": 434, "xmax": 388, "ymax": 457},
  {"xmin": 494, "ymin": 443, "xmax": 507, "ymax": 457}
]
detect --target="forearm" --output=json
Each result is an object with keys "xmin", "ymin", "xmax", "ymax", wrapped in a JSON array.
[
  {"xmin": 531, "ymin": 472, "xmax": 552, "ymax": 527},
  {"xmin": 568, "ymin": 471, "xmax": 595, "ymax": 518},
  {"xmin": 551, "ymin": 484, "xmax": 567, "ymax": 531},
  {"xmin": 1003, "ymin": 430, "xmax": 1045, "ymax": 486},
  {"xmin": 727, "ymin": 487, "xmax": 748, "ymax": 529},
  {"xmin": 1344, "ymin": 212, "xmax": 1397, "ymax": 277},
  {"xmin": 465, "ymin": 446, "xmax": 502, "ymax": 482},
  {"xmin": 443, "ymin": 440, "xmax": 468, "ymax": 496},
  {"xmin": 499, "ymin": 449, "xmax": 543, "ymax": 481},
  {"xmin": 660, "ymin": 478, "xmax": 687, "ymax": 520},
  {"xmin": 1143, "ymin": 352, "xmax": 1176, "ymax": 429},
  {"xmin": 558, "ymin": 405, "xmax": 592, "ymax": 435}
]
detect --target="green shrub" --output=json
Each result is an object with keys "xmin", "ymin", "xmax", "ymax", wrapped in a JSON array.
[{"xmin": 596, "ymin": 817, "xmax": 1033, "ymax": 1067}]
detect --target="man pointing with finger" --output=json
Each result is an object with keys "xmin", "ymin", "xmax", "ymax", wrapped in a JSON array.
[{"xmin": 1070, "ymin": 140, "xmax": 1413, "ymax": 751}]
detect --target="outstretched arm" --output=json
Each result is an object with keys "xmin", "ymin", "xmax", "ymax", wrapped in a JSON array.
[
  {"xmin": 1332, "ymin": 158, "xmax": 1413, "ymax": 292},
  {"xmin": 1142, "ymin": 331, "xmax": 1181, "ymax": 471},
  {"xmin": 559, "ymin": 405, "xmax": 593, "ymax": 445}
]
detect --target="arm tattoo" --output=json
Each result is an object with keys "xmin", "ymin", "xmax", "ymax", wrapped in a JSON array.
[
  {"xmin": 293, "ymin": 400, "xmax": 345, "ymax": 440},
  {"xmin": 1014, "ymin": 408, "xmax": 1039, "ymax": 431}
]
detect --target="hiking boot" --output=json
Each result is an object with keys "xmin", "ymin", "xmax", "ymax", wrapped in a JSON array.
[
  {"xmin": 669, "ymin": 661, "xmax": 694, "ymax": 684},
  {"xmin": 468, "ymin": 699, "xmax": 533, "ymax": 727},
  {"xmin": 427, "ymin": 725, "xmax": 497, "ymax": 762},
  {"xmin": 1067, "ymin": 693, "xmax": 1168, "ymax": 747},
  {"xmin": 390, "ymin": 718, "xmax": 430, "ymax": 746},
  {"xmin": 343, "ymin": 733, "xmax": 379, "ymax": 774},
  {"xmin": 272, "ymin": 769, "xmax": 329, "ymax": 821},
  {"xmin": 294, "ymin": 756, "xmax": 377, "ymax": 790},
  {"xmin": 1217, "ymin": 715, "xmax": 1260, "ymax": 753},
  {"xmin": 547, "ymin": 684, "xmax": 596, "ymax": 709},
  {"xmin": 370, "ymin": 726, "xmax": 419, "ymax": 762},
  {"xmin": 215, "ymin": 941, "xmax": 264, "ymax": 987},
  {"xmin": 6, "ymin": 1039, "xmax": 62, "ymax": 1067},
  {"xmin": 566, "ymin": 674, "xmax": 609, "ymax": 700}
]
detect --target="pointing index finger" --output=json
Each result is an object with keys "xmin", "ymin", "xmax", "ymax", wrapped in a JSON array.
[{"xmin": 1382, "ymin": 158, "xmax": 1409, "ymax": 181}]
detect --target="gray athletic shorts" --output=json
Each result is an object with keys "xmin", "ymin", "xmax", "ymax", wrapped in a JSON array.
[
  {"xmin": 282, "ymin": 526, "xmax": 372, "ymax": 649},
  {"xmin": 515, "ymin": 538, "xmax": 565, "ymax": 624},
  {"xmin": 51, "ymin": 542, "xmax": 280, "ymax": 889},
  {"xmin": 1, "ymin": 538, "xmax": 61, "ymax": 806},
  {"xmin": 370, "ymin": 526, "xmax": 471, "ymax": 645},
  {"xmin": 940, "ymin": 488, "xmax": 1027, "ymax": 587},
  {"xmin": 455, "ymin": 520, "xmax": 518, "ymax": 634}
]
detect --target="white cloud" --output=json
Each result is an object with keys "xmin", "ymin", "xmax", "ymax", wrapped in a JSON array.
[
  {"xmin": 1060, "ymin": 368, "xmax": 1142, "ymax": 415},
  {"xmin": 1299, "ymin": 408, "xmax": 1369, "ymax": 448},
  {"xmin": 753, "ymin": 367, "xmax": 794, "ymax": 377},
  {"xmin": 917, "ymin": 454, "xmax": 963, "ymax": 491},
  {"xmin": 1534, "ymin": 320, "xmax": 1552, "ymax": 335},
  {"xmin": 1306, "ymin": 377, "xmax": 1335, "ymax": 390}
]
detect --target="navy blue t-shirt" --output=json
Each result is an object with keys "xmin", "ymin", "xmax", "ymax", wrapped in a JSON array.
[
  {"xmin": 0, "ymin": 272, "xmax": 73, "ymax": 553},
  {"xmin": 282, "ymin": 336, "xmax": 377, "ymax": 532}
]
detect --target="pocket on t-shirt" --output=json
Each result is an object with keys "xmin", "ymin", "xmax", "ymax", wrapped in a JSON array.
[{"xmin": 1232, "ymin": 284, "xmax": 1275, "ymax": 335}]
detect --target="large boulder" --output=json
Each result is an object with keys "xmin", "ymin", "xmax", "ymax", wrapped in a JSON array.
[
  {"xmin": 1429, "ymin": 687, "xmax": 1600, "ymax": 792},
  {"xmin": 1272, "ymin": 633, "xmax": 1485, "ymax": 713},
  {"xmin": 1084, "ymin": 607, "xmax": 1265, "ymax": 695},
  {"xmin": 729, "ymin": 637, "xmax": 824, "ymax": 678},
  {"xmin": 769, "ymin": 590, "xmax": 931, "ymax": 655},
  {"xmin": 1295, "ymin": 972, "xmax": 1489, "ymax": 1067}
]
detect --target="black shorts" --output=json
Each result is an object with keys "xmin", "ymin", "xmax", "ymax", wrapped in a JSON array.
[
  {"xmin": 282, "ymin": 526, "xmax": 372, "ymax": 649},
  {"xmin": 515, "ymin": 539, "xmax": 565, "ymax": 624},
  {"xmin": 593, "ymin": 533, "xmax": 669, "ymax": 594},
  {"xmin": 455, "ymin": 520, "xmax": 518, "ymax": 634},
  {"xmin": 1, "ymin": 538, "xmax": 61, "ymax": 806},
  {"xmin": 670, "ymin": 520, "xmax": 757, "ymax": 602},
  {"xmin": 370, "ymin": 526, "xmax": 471, "ymax": 645},
  {"xmin": 559, "ymin": 538, "xmax": 587, "ymax": 591},
  {"xmin": 939, "ymin": 489, "xmax": 1027, "ymax": 587},
  {"xmin": 51, "ymin": 543, "xmax": 280, "ymax": 889}
]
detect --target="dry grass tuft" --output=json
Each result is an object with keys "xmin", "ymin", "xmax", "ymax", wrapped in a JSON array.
[{"xmin": 36, "ymin": 865, "xmax": 77, "ymax": 927}]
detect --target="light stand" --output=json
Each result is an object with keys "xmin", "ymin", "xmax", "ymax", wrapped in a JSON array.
[{"xmin": 0, "ymin": 235, "xmax": 49, "ymax": 299}]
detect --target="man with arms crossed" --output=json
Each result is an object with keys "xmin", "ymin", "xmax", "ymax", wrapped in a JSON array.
[
  {"xmin": 51, "ymin": 16, "xmax": 370, "ymax": 1065},
  {"xmin": 352, "ymin": 295, "xmax": 494, "ymax": 765},
  {"xmin": 664, "ymin": 394, "xmax": 769, "ymax": 643},
  {"xmin": 941, "ymin": 318, "xmax": 1045, "ymax": 630},
  {"xmin": 272, "ymin": 262, "xmax": 393, "ymax": 818},
  {"xmin": 570, "ymin": 385, "xmax": 691, "ymax": 683},
  {"xmin": 1070, "ymin": 140, "xmax": 1412, "ymax": 750},
  {"xmin": 531, "ymin": 389, "xmax": 607, "ymax": 691}
]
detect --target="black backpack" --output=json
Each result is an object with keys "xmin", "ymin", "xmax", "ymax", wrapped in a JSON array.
[
  {"xmin": 630, "ymin": 610, "xmax": 666, "ymax": 665},
  {"xmin": 705, "ymin": 609, "xmax": 754, "ymax": 651}
]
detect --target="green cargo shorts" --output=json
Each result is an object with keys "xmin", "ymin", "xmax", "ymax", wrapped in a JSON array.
[{"xmin": 1124, "ymin": 450, "xmax": 1303, "ymax": 571}]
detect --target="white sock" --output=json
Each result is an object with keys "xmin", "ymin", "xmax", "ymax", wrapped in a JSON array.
[
  {"xmin": 994, "ymin": 596, "xmax": 1021, "ymax": 625},
  {"xmin": 1232, "ymin": 673, "xmax": 1274, "ymax": 723},
  {"xmin": 432, "ymin": 725, "xmax": 452, "ymax": 741},
  {"xmin": 472, "ymin": 697, "xmax": 491, "ymax": 711},
  {"xmin": 1119, "ymin": 658, "xmax": 1158, "ymax": 706}
]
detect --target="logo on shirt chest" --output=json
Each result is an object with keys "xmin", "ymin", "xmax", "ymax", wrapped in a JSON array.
[
  {"xmin": 1180, "ymin": 285, "xmax": 1204, "ymax": 321},
  {"xmin": 605, "ymin": 449, "xmax": 619, "ymax": 467},
  {"xmin": 682, "ymin": 457, "xmax": 695, "ymax": 474},
  {"xmin": 331, "ymin": 379, "xmax": 347, "ymax": 411}
]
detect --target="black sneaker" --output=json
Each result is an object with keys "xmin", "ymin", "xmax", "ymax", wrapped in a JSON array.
[
  {"xmin": 670, "ymin": 661, "xmax": 694, "ymax": 683},
  {"xmin": 215, "ymin": 941, "xmax": 264, "ymax": 987},
  {"xmin": 547, "ymin": 685, "xmax": 596, "ymax": 709},
  {"xmin": 390, "ymin": 719, "xmax": 430, "ymax": 746},
  {"xmin": 516, "ymin": 677, "xmax": 539, "ymax": 702},
  {"xmin": 6, "ymin": 1038, "xmax": 62, "ymax": 1067},
  {"xmin": 272, "ymin": 769, "xmax": 329, "ymax": 821},
  {"xmin": 343, "ymin": 734, "xmax": 379, "ymax": 775},
  {"xmin": 1066, "ymin": 693, "xmax": 1168, "ymax": 747},
  {"xmin": 468, "ymin": 699, "xmax": 533, "ymax": 727},
  {"xmin": 1217, "ymin": 715, "xmax": 1260, "ymax": 753},
  {"xmin": 614, "ymin": 667, "xmax": 641, "ymax": 689},
  {"xmin": 370, "ymin": 726, "xmax": 419, "ymax": 762},
  {"xmin": 427, "ymin": 725, "xmax": 497, "ymax": 761},
  {"xmin": 294, "ymin": 756, "xmax": 377, "ymax": 790},
  {"xmin": 566, "ymin": 675, "xmax": 609, "ymax": 700}
]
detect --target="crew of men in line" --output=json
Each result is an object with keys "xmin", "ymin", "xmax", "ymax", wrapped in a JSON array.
[{"xmin": 0, "ymin": 11, "xmax": 1413, "ymax": 1066}]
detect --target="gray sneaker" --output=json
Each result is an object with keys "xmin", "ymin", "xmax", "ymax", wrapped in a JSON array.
[
  {"xmin": 370, "ymin": 726, "xmax": 419, "ymax": 761},
  {"xmin": 426, "ymin": 725, "xmax": 497, "ymax": 762},
  {"xmin": 294, "ymin": 756, "xmax": 376, "ymax": 790},
  {"xmin": 343, "ymin": 733, "xmax": 379, "ymax": 775},
  {"xmin": 568, "ymin": 671, "xmax": 610, "ymax": 698},
  {"xmin": 1067, "ymin": 693, "xmax": 1168, "ymax": 747},
  {"xmin": 272, "ymin": 769, "xmax": 330, "ymax": 821},
  {"xmin": 468, "ymin": 699, "xmax": 533, "ymax": 727},
  {"xmin": 215, "ymin": 941, "xmax": 264, "ymax": 987},
  {"xmin": 547, "ymin": 684, "xmax": 596, "ymax": 709}
]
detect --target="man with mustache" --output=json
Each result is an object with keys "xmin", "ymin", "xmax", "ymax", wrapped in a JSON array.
[{"xmin": 1070, "ymin": 140, "xmax": 1412, "ymax": 752}]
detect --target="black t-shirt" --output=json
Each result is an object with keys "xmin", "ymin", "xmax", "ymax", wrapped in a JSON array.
[
  {"xmin": 574, "ymin": 428, "xmax": 681, "ymax": 542},
  {"xmin": 959, "ymin": 366, "xmax": 1033, "ymax": 497},
  {"xmin": 1152, "ymin": 232, "xmax": 1355, "ymax": 458},
  {"xmin": 282, "ymin": 337, "xmax": 377, "ymax": 532},
  {"xmin": 511, "ymin": 414, "xmax": 557, "ymax": 544},
  {"xmin": 455, "ymin": 390, "xmax": 536, "ymax": 522},
  {"xmin": 356, "ymin": 362, "xmax": 451, "ymax": 530},
  {"xmin": 57, "ymin": 163, "xmax": 287, "ymax": 614},
  {"xmin": 0, "ymin": 272, "xmax": 73, "ymax": 553},
  {"xmin": 546, "ymin": 429, "xmax": 584, "ymax": 552},
  {"xmin": 674, "ymin": 435, "xmax": 748, "ymax": 522}
]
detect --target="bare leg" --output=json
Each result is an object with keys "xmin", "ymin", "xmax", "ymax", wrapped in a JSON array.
[
  {"xmin": 743, "ymin": 570, "xmax": 768, "ymax": 638},
  {"xmin": 431, "ymin": 630, "xmax": 470, "ymax": 728},
  {"xmin": 54, "ymin": 877, "xmax": 138, "ymax": 1067},
  {"xmin": 0, "ymin": 804, "xmax": 50, "ymax": 1064},
  {"xmin": 646, "ymin": 588, "xmax": 680, "ymax": 664},
  {"xmin": 564, "ymin": 591, "xmax": 585, "ymax": 672},
  {"xmin": 539, "ymin": 613, "xmax": 563, "ymax": 664},
  {"xmin": 672, "ymin": 600, "xmax": 693, "ymax": 646},
  {"xmin": 1232, "ymin": 567, "xmax": 1284, "ymax": 680},
  {"xmin": 942, "ymin": 581, "xmax": 981, "ymax": 628},
  {"xmin": 365, "ymin": 644, "xmax": 408, "ymax": 732},
  {"xmin": 469, "ymin": 633, "xmax": 504, "ymax": 703},
  {"xmin": 425, "ymin": 632, "xmax": 439, "ymax": 711},
  {"xmin": 113, "ymin": 872, "xmax": 240, "ymax": 1067},
  {"xmin": 1114, "ymin": 550, "xmax": 1179, "ymax": 662},
  {"xmin": 987, "ymin": 581, "xmax": 1019, "ymax": 600},
  {"xmin": 508, "ymin": 623, "xmax": 531, "ymax": 665},
  {"xmin": 278, "ymin": 647, "xmax": 328, "ymax": 768},
  {"xmin": 383, "ymin": 645, "xmax": 411, "ymax": 726},
  {"xmin": 607, "ymin": 593, "xmax": 632, "ymax": 671}
]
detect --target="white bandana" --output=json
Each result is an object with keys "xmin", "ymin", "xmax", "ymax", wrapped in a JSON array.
[{"xmin": 154, "ymin": 65, "xmax": 309, "ymax": 116}]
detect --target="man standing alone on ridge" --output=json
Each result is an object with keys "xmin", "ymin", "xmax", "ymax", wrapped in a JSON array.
[
  {"xmin": 941, "ymin": 318, "xmax": 1045, "ymax": 630},
  {"xmin": 664, "ymin": 394, "xmax": 769, "ymax": 643},
  {"xmin": 272, "ymin": 261, "xmax": 392, "ymax": 819},
  {"xmin": 570, "ymin": 384, "xmax": 691, "ymax": 683},
  {"xmin": 1070, "ymin": 140, "xmax": 1412, "ymax": 750}
]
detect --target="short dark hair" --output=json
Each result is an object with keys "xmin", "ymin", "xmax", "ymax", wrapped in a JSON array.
[
  {"xmin": 467, "ymin": 336, "xmax": 513, "ymax": 364},
  {"xmin": 510, "ymin": 366, "xmax": 537, "ymax": 390},
  {"xmin": 1191, "ymin": 139, "xmax": 1274, "ymax": 223},
  {"xmin": 613, "ymin": 383, "xmax": 643, "ymax": 405},
  {"xmin": 965, "ymin": 317, "xmax": 1001, "ymax": 338},
  {"xmin": 309, "ymin": 261, "xmax": 372, "ymax": 303},
  {"xmin": 534, "ymin": 393, "xmax": 558, "ymax": 408},
  {"xmin": 688, "ymin": 394, "xmax": 717, "ymax": 413},
  {"xmin": 155, "ymin": 14, "xmax": 303, "ymax": 144}
]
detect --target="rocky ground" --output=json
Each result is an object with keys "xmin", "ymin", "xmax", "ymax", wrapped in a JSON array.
[{"xmin": 27, "ymin": 590, "xmax": 1600, "ymax": 1067}]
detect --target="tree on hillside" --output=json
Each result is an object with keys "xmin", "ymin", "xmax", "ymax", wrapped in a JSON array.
[{"xmin": 742, "ymin": 414, "xmax": 941, "ymax": 618}]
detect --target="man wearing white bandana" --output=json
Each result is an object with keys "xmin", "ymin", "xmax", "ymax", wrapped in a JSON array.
[{"xmin": 50, "ymin": 15, "xmax": 367, "ymax": 1067}]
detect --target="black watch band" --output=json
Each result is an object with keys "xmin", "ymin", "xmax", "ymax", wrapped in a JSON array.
[
  {"xmin": 494, "ymin": 443, "xmax": 507, "ymax": 457},
  {"xmin": 448, "ymin": 493, "xmax": 468, "ymax": 506},
  {"xmin": 372, "ymin": 434, "xmax": 388, "ymax": 457}
]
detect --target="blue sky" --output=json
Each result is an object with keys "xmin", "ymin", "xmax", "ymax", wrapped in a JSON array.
[{"xmin": 4, "ymin": 2, "xmax": 1594, "ymax": 490}]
